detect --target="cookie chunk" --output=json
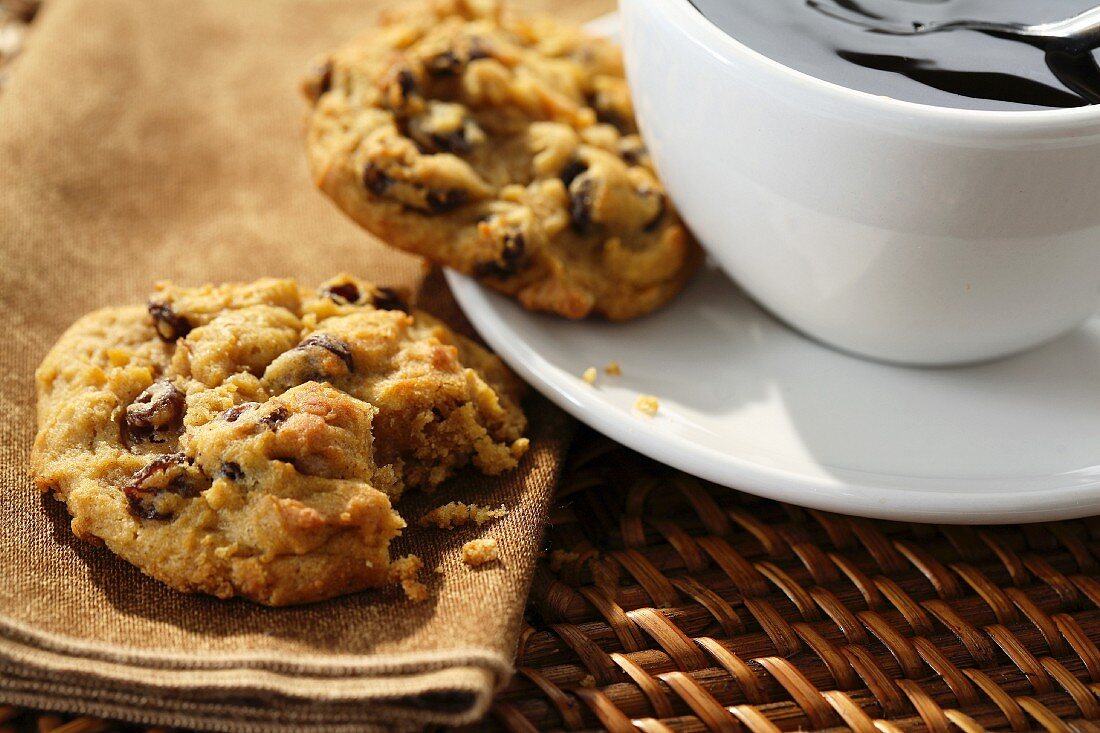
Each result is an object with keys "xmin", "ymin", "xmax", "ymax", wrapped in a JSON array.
[
  {"xmin": 302, "ymin": 0, "xmax": 700, "ymax": 320},
  {"xmin": 31, "ymin": 275, "xmax": 528, "ymax": 605},
  {"xmin": 462, "ymin": 537, "xmax": 500, "ymax": 566}
]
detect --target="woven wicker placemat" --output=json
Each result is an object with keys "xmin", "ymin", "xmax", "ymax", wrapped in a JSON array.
[{"xmin": 482, "ymin": 430, "xmax": 1100, "ymax": 732}]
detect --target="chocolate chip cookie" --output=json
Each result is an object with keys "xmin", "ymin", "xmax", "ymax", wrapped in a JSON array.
[
  {"xmin": 31, "ymin": 275, "xmax": 528, "ymax": 605},
  {"xmin": 302, "ymin": 0, "xmax": 700, "ymax": 320}
]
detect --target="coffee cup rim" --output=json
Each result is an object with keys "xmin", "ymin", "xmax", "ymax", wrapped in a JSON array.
[{"xmin": 657, "ymin": 0, "xmax": 1100, "ymax": 131}]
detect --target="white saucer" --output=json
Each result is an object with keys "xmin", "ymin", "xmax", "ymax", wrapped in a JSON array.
[{"xmin": 446, "ymin": 263, "xmax": 1100, "ymax": 523}]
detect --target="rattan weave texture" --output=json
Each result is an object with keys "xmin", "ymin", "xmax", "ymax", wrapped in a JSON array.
[{"xmin": 481, "ymin": 431, "xmax": 1100, "ymax": 732}]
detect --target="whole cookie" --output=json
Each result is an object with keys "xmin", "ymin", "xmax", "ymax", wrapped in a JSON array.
[
  {"xmin": 31, "ymin": 275, "xmax": 528, "ymax": 605},
  {"xmin": 302, "ymin": 0, "xmax": 700, "ymax": 321}
]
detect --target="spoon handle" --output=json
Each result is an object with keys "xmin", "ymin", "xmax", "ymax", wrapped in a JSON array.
[
  {"xmin": 1036, "ymin": 5, "xmax": 1100, "ymax": 50},
  {"xmin": 1046, "ymin": 48, "xmax": 1100, "ymax": 103},
  {"xmin": 808, "ymin": 0, "xmax": 1100, "ymax": 50}
]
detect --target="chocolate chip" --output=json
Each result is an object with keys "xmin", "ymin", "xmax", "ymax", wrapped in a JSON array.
[
  {"xmin": 474, "ymin": 231, "xmax": 527, "ymax": 280},
  {"xmin": 619, "ymin": 141, "xmax": 647, "ymax": 166},
  {"xmin": 123, "ymin": 453, "xmax": 201, "ymax": 521},
  {"xmin": 410, "ymin": 114, "xmax": 478, "ymax": 155},
  {"xmin": 426, "ymin": 50, "xmax": 461, "ymax": 77},
  {"xmin": 591, "ymin": 88, "xmax": 637, "ymax": 134},
  {"xmin": 430, "ymin": 129, "xmax": 471, "ymax": 155},
  {"xmin": 425, "ymin": 39, "xmax": 489, "ymax": 77},
  {"xmin": 123, "ymin": 379, "xmax": 185, "ymax": 445},
  {"xmin": 147, "ymin": 302, "xmax": 192, "ymax": 342},
  {"xmin": 260, "ymin": 406, "xmax": 290, "ymax": 430},
  {"xmin": 322, "ymin": 281, "xmax": 360, "ymax": 304},
  {"xmin": 363, "ymin": 163, "xmax": 393, "ymax": 196},
  {"xmin": 595, "ymin": 108, "xmax": 630, "ymax": 134},
  {"xmin": 221, "ymin": 402, "xmax": 258, "ymax": 422},
  {"xmin": 303, "ymin": 59, "xmax": 333, "ymax": 103},
  {"xmin": 371, "ymin": 287, "xmax": 409, "ymax": 313},
  {"xmin": 570, "ymin": 179, "xmax": 594, "ymax": 234},
  {"xmin": 426, "ymin": 188, "xmax": 469, "ymax": 213},
  {"xmin": 219, "ymin": 462, "xmax": 244, "ymax": 481},
  {"xmin": 317, "ymin": 61, "xmax": 333, "ymax": 95},
  {"xmin": 364, "ymin": 164, "xmax": 468, "ymax": 213},
  {"xmin": 297, "ymin": 332, "xmax": 355, "ymax": 373},
  {"xmin": 397, "ymin": 68, "xmax": 417, "ymax": 98},
  {"xmin": 559, "ymin": 158, "xmax": 587, "ymax": 188}
]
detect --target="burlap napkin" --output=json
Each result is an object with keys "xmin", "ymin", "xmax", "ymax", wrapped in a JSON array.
[{"xmin": 0, "ymin": 0, "xmax": 603, "ymax": 729}]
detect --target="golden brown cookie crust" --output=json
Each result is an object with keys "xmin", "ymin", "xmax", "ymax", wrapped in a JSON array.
[
  {"xmin": 31, "ymin": 275, "xmax": 527, "ymax": 605},
  {"xmin": 302, "ymin": 0, "xmax": 700, "ymax": 321}
]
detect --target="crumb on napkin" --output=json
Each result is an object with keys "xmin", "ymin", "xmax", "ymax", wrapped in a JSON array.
[
  {"xmin": 462, "ymin": 538, "xmax": 500, "ymax": 567},
  {"xmin": 419, "ymin": 502, "xmax": 508, "ymax": 529},
  {"xmin": 389, "ymin": 554, "xmax": 428, "ymax": 602}
]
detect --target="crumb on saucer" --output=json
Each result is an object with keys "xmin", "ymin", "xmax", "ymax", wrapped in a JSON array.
[
  {"xmin": 634, "ymin": 394, "xmax": 659, "ymax": 416},
  {"xmin": 605, "ymin": 361, "xmax": 621, "ymax": 376},
  {"xmin": 582, "ymin": 367, "xmax": 598, "ymax": 384}
]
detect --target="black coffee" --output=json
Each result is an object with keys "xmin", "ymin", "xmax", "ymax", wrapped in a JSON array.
[{"xmin": 687, "ymin": 0, "xmax": 1100, "ymax": 110}]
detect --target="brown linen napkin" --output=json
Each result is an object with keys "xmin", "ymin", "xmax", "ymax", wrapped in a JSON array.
[{"xmin": 0, "ymin": 0, "xmax": 603, "ymax": 729}]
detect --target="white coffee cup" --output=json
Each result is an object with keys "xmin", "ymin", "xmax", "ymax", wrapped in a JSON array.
[{"xmin": 619, "ymin": 0, "xmax": 1100, "ymax": 365}]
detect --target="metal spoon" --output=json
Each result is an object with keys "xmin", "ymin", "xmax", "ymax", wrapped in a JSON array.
[{"xmin": 807, "ymin": 1, "xmax": 1100, "ymax": 53}]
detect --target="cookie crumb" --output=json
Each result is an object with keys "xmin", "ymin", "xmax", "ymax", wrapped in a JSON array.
[
  {"xmin": 580, "ymin": 675, "xmax": 596, "ymax": 688},
  {"xmin": 403, "ymin": 581, "xmax": 429, "ymax": 602},
  {"xmin": 389, "ymin": 554, "xmax": 429, "ymax": 602},
  {"xmin": 634, "ymin": 394, "xmax": 659, "ymax": 416},
  {"xmin": 581, "ymin": 367, "xmax": 597, "ymax": 385},
  {"xmin": 549, "ymin": 549, "xmax": 581, "ymax": 572},
  {"xmin": 419, "ymin": 501, "xmax": 508, "ymax": 529},
  {"xmin": 605, "ymin": 361, "xmax": 621, "ymax": 376},
  {"xmin": 462, "ymin": 537, "xmax": 500, "ymax": 567}
]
